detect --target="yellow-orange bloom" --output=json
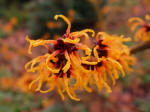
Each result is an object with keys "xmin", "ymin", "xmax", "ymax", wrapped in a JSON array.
[
  {"xmin": 25, "ymin": 14, "xmax": 95, "ymax": 101},
  {"xmin": 81, "ymin": 32, "xmax": 135, "ymax": 93},
  {"xmin": 128, "ymin": 14, "xmax": 150, "ymax": 42}
]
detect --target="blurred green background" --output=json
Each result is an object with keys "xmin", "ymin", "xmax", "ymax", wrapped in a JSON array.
[{"xmin": 0, "ymin": 0, "xmax": 150, "ymax": 112}]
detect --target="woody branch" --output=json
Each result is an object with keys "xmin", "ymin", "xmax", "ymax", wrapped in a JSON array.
[{"xmin": 130, "ymin": 40, "xmax": 150, "ymax": 54}]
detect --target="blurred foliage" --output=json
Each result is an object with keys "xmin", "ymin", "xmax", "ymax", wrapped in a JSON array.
[
  {"xmin": 0, "ymin": 90, "xmax": 42, "ymax": 112},
  {"xmin": 0, "ymin": 66, "xmax": 12, "ymax": 78},
  {"xmin": 0, "ymin": 0, "xmax": 28, "ymax": 37},
  {"xmin": 0, "ymin": 0, "xmax": 28, "ymax": 23},
  {"xmin": 134, "ymin": 98, "xmax": 150, "ymax": 112}
]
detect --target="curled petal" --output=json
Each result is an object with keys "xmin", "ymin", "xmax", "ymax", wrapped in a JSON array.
[
  {"xmin": 62, "ymin": 38, "xmax": 80, "ymax": 44},
  {"xmin": 62, "ymin": 51, "xmax": 71, "ymax": 73},
  {"xmin": 101, "ymin": 79, "xmax": 112, "ymax": 93},
  {"xmin": 54, "ymin": 15, "xmax": 71, "ymax": 35},
  {"xmin": 64, "ymin": 74, "xmax": 80, "ymax": 101},
  {"xmin": 70, "ymin": 29, "xmax": 95, "ymax": 40},
  {"xmin": 70, "ymin": 32, "xmax": 90, "ymax": 40},
  {"xmin": 25, "ymin": 54, "xmax": 49, "ymax": 72},
  {"xmin": 70, "ymin": 53, "xmax": 89, "ymax": 73},
  {"xmin": 107, "ymin": 58, "xmax": 125, "ymax": 77},
  {"xmin": 81, "ymin": 60, "xmax": 98, "ymax": 65},
  {"xmin": 93, "ymin": 45, "xmax": 99, "ymax": 59},
  {"xmin": 40, "ymin": 84, "xmax": 55, "ymax": 93},
  {"xmin": 26, "ymin": 36, "xmax": 56, "ymax": 54},
  {"xmin": 76, "ymin": 43, "xmax": 92, "ymax": 61},
  {"xmin": 29, "ymin": 77, "xmax": 40, "ymax": 90},
  {"xmin": 46, "ymin": 50, "xmax": 60, "ymax": 73},
  {"xmin": 78, "ymin": 29, "xmax": 95, "ymax": 37},
  {"xmin": 56, "ymin": 81, "xmax": 65, "ymax": 101}
]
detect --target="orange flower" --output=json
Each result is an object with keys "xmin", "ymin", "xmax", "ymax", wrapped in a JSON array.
[
  {"xmin": 128, "ymin": 14, "xmax": 150, "ymax": 42},
  {"xmin": 25, "ymin": 14, "xmax": 95, "ymax": 101},
  {"xmin": 81, "ymin": 32, "xmax": 135, "ymax": 92}
]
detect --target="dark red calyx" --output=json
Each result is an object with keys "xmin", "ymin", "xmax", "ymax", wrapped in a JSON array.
[
  {"xmin": 96, "ymin": 61, "xmax": 103, "ymax": 67},
  {"xmin": 54, "ymin": 38, "xmax": 77, "ymax": 53},
  {"xmin": 97, "ymin": 49, "xmax": 108, "ymax": 58},
  {"xmin": 144, "ymin": 24, "xmax": 150, "ymax": 32},
  {"xmin": 97, "ymin": 39, "xmax": 107, "ymax": 49},
  {"xmin": 96, "ymin": 39, "xmax": 108, "ymax": 58}
]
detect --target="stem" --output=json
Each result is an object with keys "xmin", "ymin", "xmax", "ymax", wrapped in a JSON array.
[{"xmin": 130, "ymin": 40, "xmax": 150, "ymax": 54}]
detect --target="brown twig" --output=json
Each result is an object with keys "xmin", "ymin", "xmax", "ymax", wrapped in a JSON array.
[{"xmin": 130, "ymin": 40, "xmax": 150, "ymax": 54}]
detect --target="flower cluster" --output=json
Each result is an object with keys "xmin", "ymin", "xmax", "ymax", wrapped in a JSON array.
[
  {"xmin": 128, "ymin": 14, "xmax": 150, "ymax": 42},
  {"xmin": 25, "ymin": 14, "xmax": 135, "ymax": 101}
]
